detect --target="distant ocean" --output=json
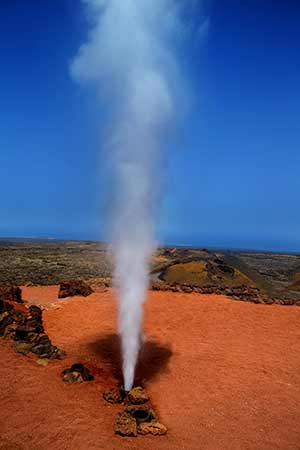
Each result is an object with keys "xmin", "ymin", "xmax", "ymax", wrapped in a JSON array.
[{"xmin": 0, "ymin": 235, "xmax": 299, "ymax": 255}]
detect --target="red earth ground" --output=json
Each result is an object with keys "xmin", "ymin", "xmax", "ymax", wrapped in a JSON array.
[{"xmin": 1, "ymin": 287, "xmax": 300, "ymax": 450}]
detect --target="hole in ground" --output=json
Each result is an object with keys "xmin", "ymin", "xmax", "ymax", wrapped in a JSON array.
[{"xmin": 133, "ymin": 408, "xmax": 150, "ymax": 423}]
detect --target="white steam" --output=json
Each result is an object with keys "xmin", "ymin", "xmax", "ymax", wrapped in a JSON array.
[{"xmin": 71, "ymin": 0, "xmax": 202, "ymax": 390}]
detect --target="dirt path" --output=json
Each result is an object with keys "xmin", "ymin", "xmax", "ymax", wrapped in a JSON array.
[{"xmin": 1, "ymin": 287, "xmax": 300, "ymax": 450}]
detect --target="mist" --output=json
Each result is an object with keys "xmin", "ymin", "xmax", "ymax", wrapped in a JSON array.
[{"xmin": 71, "ymin": 0, "xmax": 200, "ymax": 390}]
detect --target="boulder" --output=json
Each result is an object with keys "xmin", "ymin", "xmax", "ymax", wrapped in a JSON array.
[
  {"xmin": 0, "ymin": 284, "xmax": 22, "ymax": 303},
  {"xmin": 103, "ymin": 387, "xmax": 124, "ymax": 404},
  {"xmin": 62, "ymin": 363, "xmax": 94, "ymax": 382},
  {"xmin": 138, "ymin": 421, "xmax": 167, "ymax": 436},
  {"xmin": 62, "ymin": 371, "xmax": 84, "ymax": 384},
  {"xmin": 114, "ymin": 411, "xmax": 137, "ymax": 437},
  {"xmin": 127, "ymin": 387, "xmax": 149, "ymax": 405},
  {"xmin": 58, "ymin": 280, "xmax": 94, "ymax": 299}
]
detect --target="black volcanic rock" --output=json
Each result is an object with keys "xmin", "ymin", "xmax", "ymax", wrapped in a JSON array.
[
  {"xmin": 0, "ymin": 299, "xmax": 14, "ymax": 313},
  {"xmin": 58, "ymin": 280, "xmax": 94, "ymax": 299},
  {"xmin": 0, "ymin": 298, "xmax": 65, "ymax": 360},
  {"xmin": 0, "ymin": 283, "xmax": 22, "ymax": 303},
  {"xmin": 127, "ymin": 387, "xmax": 150, "ymax": 405},
  {"xmin": 0, "ymin": 312, "xmax": 14, "ymax": 337},
  {"xmin": 103, "ymin": 387, "xmax": 125, "ymax": 404},
  {"xmin": 62, "ymin": 363, "xmax": 94, "ymax": 383}
]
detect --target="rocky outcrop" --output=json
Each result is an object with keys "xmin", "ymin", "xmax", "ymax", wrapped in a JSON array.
[
  {"xmin": 151, "ymin": 281, "xmax": 300, "ymax": 306},
  {"xmin": 58, "ymin": 280, "xmax": 94, "ymax": 299},
  {"xmin": 0, "ymin": 299, "xmax": 65, "ymax": 360},
  {"xmin": 0, "ymin": 283, "xmax": 22, "ymax": 303}
]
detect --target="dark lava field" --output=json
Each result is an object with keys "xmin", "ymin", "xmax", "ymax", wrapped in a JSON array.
[{"xmin": 0, "ymin": 238, "xmax": 300, "ymax": 303}]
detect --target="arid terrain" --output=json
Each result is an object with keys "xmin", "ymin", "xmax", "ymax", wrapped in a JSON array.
[
  {"xmin": 1, "ymin": 239, "xmax": 300, "ymax": 303},
  {"xmin": 1, "ymin": 239, "xmax": 300, "ymax": 450}
]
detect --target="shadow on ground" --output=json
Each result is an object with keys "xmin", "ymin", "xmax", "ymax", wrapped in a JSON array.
[{"xmin": 88, "ymin": 333, "xmax": 172, "ymax": 385}]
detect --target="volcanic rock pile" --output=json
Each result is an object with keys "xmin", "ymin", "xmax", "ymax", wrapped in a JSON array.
[
  {"xmin": 0, "ymin": 285, "xmax": 65, "ymax": 360},
  {"xmin": 152, "ymin": 279, "xmax": 267, "ymax": 299},
  {"xmin": 152, "ymin": 281, "xmax": 300, "ymax": 305},
  {"xmin": 103, "ymin": 386, "xmax": 167, "ymax": 437},
  {"xmin": 62, "ymin": 363, "xmax": 94, "ymax": 384},
  {"xmin": 0, "ymin": 283, "xmax": 22, "ymax": 303},
  {"xmin": 103, "ymin": 386, "xmax": 125, "ymax": 404},
  {"xmin": 58, "ymin": 279, "xmax": 94, "ymax": 299}
]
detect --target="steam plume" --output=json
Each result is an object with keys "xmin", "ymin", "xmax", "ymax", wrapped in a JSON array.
[{"xmin": 71, "ymin": 0, "xmax": 200, "ymax": 390}]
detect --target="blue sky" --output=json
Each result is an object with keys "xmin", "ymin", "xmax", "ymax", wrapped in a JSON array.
[{"xmin": 1, "ymin": 0, "xmax": 300, "ymax": 252}]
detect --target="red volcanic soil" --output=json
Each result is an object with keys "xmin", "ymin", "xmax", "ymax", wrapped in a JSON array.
[{"xmin": 1, "ymin": 287, "xmax": 300, "ymax": 450}]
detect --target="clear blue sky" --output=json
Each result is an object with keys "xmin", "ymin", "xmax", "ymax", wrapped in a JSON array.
[{"xmin": 1, "ymin": 0, "xmax": 300, "ymax": 252}]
